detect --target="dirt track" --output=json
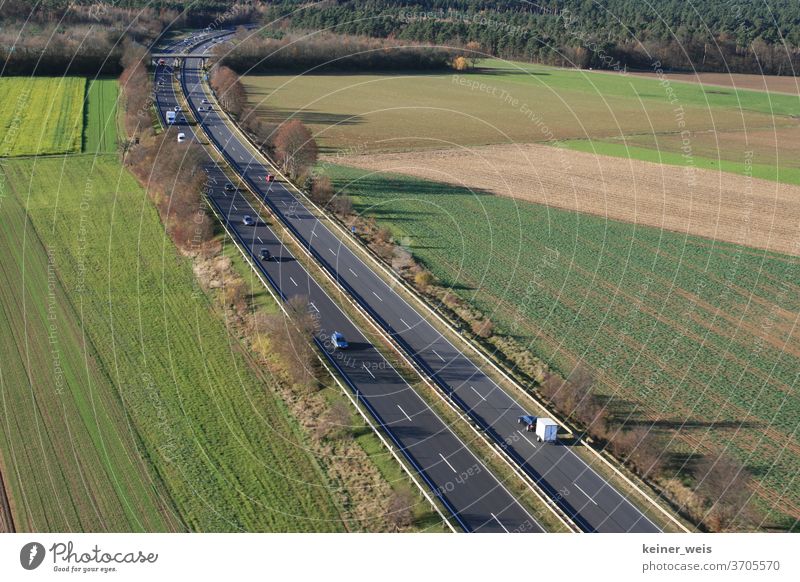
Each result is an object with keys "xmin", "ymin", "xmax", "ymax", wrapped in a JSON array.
[{"xmin": 332, "ymin": 144, "xmax": 800, "ymax": 257}]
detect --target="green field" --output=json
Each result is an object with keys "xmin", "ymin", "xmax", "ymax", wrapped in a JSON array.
[
  {"xmin": 0, "ymin": 77, "xmax": 85, "ymax": 157},
  {"xmin": 556, "ymin": 139, "xmax": 800, "ymax": 187},
  {"xmin": 83, "ymin": 79, "xmax": 119, "ymax": 154},
  {"xmin": 245, "ymin": 60, "xmax": 799, "ymax": 185},
  {"xmin": 0, "ymin": 156, "xmax": 346, "ymax": 531},
  {"xmin": 327, "ymin": 163, "xmax": 800, "ymax": 528},
  {"xmin": 0, "ymin": 176, "xmax": 177, "ymax": 532}
]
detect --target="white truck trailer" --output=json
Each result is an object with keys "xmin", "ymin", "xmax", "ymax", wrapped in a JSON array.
[
  {"xmin": 166, "ymin": 110, "xmax": 176, "ymax": 125},
  {"xmin": 535, "ymin": 418, "xmax": 558, "ymax": 443}
]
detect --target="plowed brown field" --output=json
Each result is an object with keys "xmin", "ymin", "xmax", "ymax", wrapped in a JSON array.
[{"xmin": 331, "ymin": 144, "xmax": 800, "ymax": 256}]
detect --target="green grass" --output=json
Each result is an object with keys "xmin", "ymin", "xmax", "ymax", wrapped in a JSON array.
[
  {"xmin": 243, "ymin": 59, "xmax": 793, "ymax": 152},
  {"xmin": 476, "ymin": 60, "xmax": 800, "ymax": 118},
  {"xmin": 0, "ymin": 77, "xmax": 85, "ymax": 157},
  {"xmin": 83, "ymin": 79, "xmax": 119, "ymax": 154},
  {"xmin": 556, "ymin": 139, "xmax": 800, "ymax": 187},
  {"xmin": 327, "ymin": 162, "xmax": 800, "ymax": 529},
  {"xmin": 0, "ymin": 171, "xmax": 176, "ymax": 532},
  {"xmin": 0, "ymin": 156, "xmax": 346, "ymax": 532},
  {"xmin": 246, "ymin": 60, "xmax": 799, "ymax": 186}
]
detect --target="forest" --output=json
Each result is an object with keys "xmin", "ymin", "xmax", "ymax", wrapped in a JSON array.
[
  {"xmin": 262, "ymin": 0, "xmax": 800, "ymax": 75},
  {"xmin": 3, "ymin": 1, "xmax": 798, "ymax": 75}
]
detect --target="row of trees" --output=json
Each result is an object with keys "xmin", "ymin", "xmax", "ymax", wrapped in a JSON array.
[
  {"xmin": 264, "ymin": 0, "xmax": 800, "ymax": 75},
  {"xmin": 208, "ymin": 67, "xmax": 322, "ymax": 180},
  {"xmin": 119, "ymin": 41, "xmax": 213, "ymax": 252},
  {"xmin": 298, "ymin": 164, "xmax": 763, "ymax": 531},
  {"xmin": 217, "ymin": 31, "xmax": 462, "ymax": 73},
  {"xmin": 537, "ymin": 366, "xmax": 760, "ymax": 531}
]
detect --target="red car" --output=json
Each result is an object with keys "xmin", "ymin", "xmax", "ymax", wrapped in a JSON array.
[{"xmin": 265, "ymin": 173, "xmax": 275, "ymax": 182}]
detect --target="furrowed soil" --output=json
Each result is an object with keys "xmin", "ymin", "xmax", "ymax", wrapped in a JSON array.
[
  {"xmin": 331, "ymin": 144, "xmax": 800, "ymax": 257},
  {"xmin": 322, "ymin": 162, "xmax": 800, "ymax": 529},
  {"xmin": 0, "ymin": 156, "xmax": 346, "ymax": 532}
]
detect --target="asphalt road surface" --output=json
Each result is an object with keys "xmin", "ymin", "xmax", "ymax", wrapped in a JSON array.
[
  {"xmin": 154, "ymin": 32, "xmax": 542, "ymax": 533},
  {"xmin": 173, "ymin": 31, "xmax": 661, "ymax": 533}
]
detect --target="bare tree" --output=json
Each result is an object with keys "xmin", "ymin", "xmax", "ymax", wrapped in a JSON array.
[
  {"xmin": 273, "ymin": 119, "xmax": 318, "ymax": 178},
  {"xmin": 695, "ymin": 453, "xmax": 758, "ymax": 531},
  {"xmin": 311, "ymin": 175, "xmax": 334, "ymax": 205}
]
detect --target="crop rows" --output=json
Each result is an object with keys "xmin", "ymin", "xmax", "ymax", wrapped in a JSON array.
[
  {"xmin": 83, "ymin": 79, "xmax": 119, "ymax": 154},
  {"xmin": 0, "ymin": 77, "xmax": 85, "ymax": 157},
  {"xmin": 332, "ymin": 163, "xmax": 800, "ymax": 527},
  {"xmin": 1, "ymin": 157, "xmax": 346, "ymax": 531}
]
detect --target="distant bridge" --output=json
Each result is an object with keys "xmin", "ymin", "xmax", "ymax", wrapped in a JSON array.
[{"xmin": 151, "ymin": 53, "xmax": 213, "ymax": 59}]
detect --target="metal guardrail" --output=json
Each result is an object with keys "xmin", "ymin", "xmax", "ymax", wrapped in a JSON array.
[{"xmin": 192, "ymin": 61, "xmax": 690, "ymax": 533}]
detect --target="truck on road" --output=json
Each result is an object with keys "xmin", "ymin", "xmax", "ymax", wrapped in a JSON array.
[
  {"xmin": 535, "ymin": 418, "xmax": 558, "ymax": 443},
  {"xmin": 166, "ymin": 110, "xmax": 176, "ymax": 124}
]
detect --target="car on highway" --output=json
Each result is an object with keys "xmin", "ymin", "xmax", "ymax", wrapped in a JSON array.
[
  {"xmin": 173, "ymin": 105, "xmax": 181, "ymax": 112},
  {"xmin": 202, "ymin": 99, "xmax": 209, "ymax": 104},
  {"xmin": 518, "ymin": 415, "xmax": 537, "ymax": 432},
  {"xmin": 177, "ymin": 132, "xmax": 186, "ymax": 143},
  {"xmin": 331, "ymin": 332, "xmax": 348, "ymax": 350},
  {"xmin": 224, "ymin": 183, "xmax": 235, "ymax": 192},
  {"xmin": 259, "ymin": 248, "xmax": 271, "ymax": 261},
  {"xmin": 265, "ymin": 173, "xmax": 275, "ymax": 182},
  {"xmin": 242, "ymin": 215, "xmax": 254, "ymax": 226}
]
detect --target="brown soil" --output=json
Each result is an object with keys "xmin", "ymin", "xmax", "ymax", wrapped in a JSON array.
[
  {"xmin": 626, "ymin": 70, "xmax": 800, "ymax": 96},
  {"xmin": 332, "ymin": 144, "xmax": 800, "ymax": 257}
]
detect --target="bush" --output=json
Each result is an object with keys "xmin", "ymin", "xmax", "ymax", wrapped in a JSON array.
[
  {"xmin": 471, "ymin": 318, "xmax": 494, "ymax": 338},
  {"xmin": 311, "ymin": 176, "xmax": 334, "ymax": 205},
  {"xmin": 316, "ymin": 402, "xmax": 353, "ymax": 440},
  {"xmin": 414, "ymin": 271, "xmax": 435, "ymax": 289},
  {"xmin": 386, "ymin": 490, "xmax": 415, "ymax": 529}
]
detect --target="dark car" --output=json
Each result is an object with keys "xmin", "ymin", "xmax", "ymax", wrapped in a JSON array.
[
  {"xmin": 224, "ymin": 183, "xmax": 235, "ymax": 192},
  {"xmin": 259, "ymin": 248, "xmax": 271, "ymax": 261},
  {"xmin": 242, "ymin": 215, "xmax": 254, "ymax": 226}
]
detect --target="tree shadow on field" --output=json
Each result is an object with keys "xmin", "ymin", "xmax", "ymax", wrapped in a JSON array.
[
  {"xmin": 663, "ymin": 451, "xmax": 704, "ymax": 475},
  {"xmin": 351, "ymin": 203, "xmax": 436, "ymax": 222},
  {"xmin": 345, "ymin": 177, "xmax": 494, "ymax": 199},
  {"xmin": 254, "ymin": 106, "xmax": 364, "ymax": 128},
  {"xmin": 644, "ymin": 418, "xmax": 758, "ymax": 431},
  {"xmin": 472, "ymin": 67, "xmax": 550, "ymax": 77}
]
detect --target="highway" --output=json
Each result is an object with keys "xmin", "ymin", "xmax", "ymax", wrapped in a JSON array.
[
  {"xmin": 173, "ymin": 30, "xmax": 662, "ymax": 533},
  {"xmin": 154, "ymin": 31, "xmax": 542, "ymax": 533}
]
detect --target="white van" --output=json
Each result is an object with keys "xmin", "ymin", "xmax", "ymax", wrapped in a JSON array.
[{"xmin": 177, "ymin": 132, "xmax": 186, "ymax": 143}]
